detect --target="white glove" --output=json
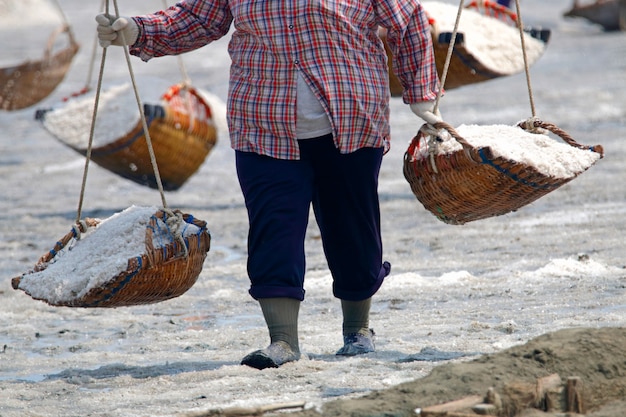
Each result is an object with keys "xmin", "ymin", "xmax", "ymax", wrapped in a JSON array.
[
  {"xmin": 96, "ymin": 14, "xmax": 139, "ymax": 48},
  {"xmin": 410, "ymin": 101, "xmax": 443, "ymax": 126}
]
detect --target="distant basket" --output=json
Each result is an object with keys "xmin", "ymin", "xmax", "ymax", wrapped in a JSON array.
[
  {"xmin": 0, "ymin": 24, "xmax": 79, "ymax": 111},
  {"xmin": 430, "ymin": 15, "xmax": 550, "ymax": 89},
  {"xmin": 36, "ymin": 83, "xmax": 218, "ymax": 191},
  {"xmin": 11, "ymin": 209, "xmax": 211, "ymax": 308},
  {"xmin": 563, "ymin": 0, "xmax": 622, "ymax": 32},
  {"xmin": 381, "ymin": 2, "xmax": 550, "ymax": 96},
  {"xmin": 402, "ymin": 119, "xmax": 604, "ymax": 225}
]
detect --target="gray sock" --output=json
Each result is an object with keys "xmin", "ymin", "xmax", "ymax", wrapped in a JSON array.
[
  {"xmin": 340, "ymin": 297, "xmax": 372, "ymax": 337},
  {"xmin": 259, "ymin": 297, "xmax": 301, "ymax": 353}
]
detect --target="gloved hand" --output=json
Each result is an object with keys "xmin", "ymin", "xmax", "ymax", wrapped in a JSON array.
[
  {"xmin": 410, "ymin": 101, "xmax": 443, "ymax": 126},
  {"xmin": 96, "ymin": 14, "xmax": 139, "ymax": 48}
]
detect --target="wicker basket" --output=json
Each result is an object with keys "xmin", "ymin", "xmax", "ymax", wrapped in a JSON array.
[
  {"xmin": 11, "ymin": 209, "xmax": 211, "ymax": 308},
  {"xmin": 37, "ymin": 83, "xmax": 218, "ymax": 191},
  {"xmin": 380, "ymin": 3, "xmax": 549, "ymax": 95},
  {"xmin": 403, "ymin": 119, "xmax": 604, "ymax": 225},
  {"xmin": 429, "ymin": 1, "xmax": 549, "ymax": 90},
  {"xmin": 0, "ymin": 24, "xmax": 79, "ymax": 111}
]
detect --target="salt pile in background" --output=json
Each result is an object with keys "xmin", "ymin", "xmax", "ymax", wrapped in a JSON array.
[
  {"xmin": 40, "ymin": 76, "xmax": 229, "ymax": 150},
  {"xmin": 40, "ymin": 77, "xmax": 174, "ymax": 149},
  {"xmin": 423, "ymin": 1, "xmax": 545, "ymax": 73}
]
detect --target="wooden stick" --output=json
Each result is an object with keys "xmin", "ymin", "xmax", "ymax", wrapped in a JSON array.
[
  {"xmin": 417, "ymin": 395, "xmax": 497, "ymax": 416},
  {"xmin": 535, "ymin": 373, "xmax": 562, "ymax": 411},
  {"xmin": 566, "ymin": 376, "xmax": 585, "ymax": 414},
  {"xmin": 181, "ymin": 401, "xmax": 306, "ymax": 417},
  {"xmin": 419, "ymin": 411, "xmax": 495, "ymax": 417}
]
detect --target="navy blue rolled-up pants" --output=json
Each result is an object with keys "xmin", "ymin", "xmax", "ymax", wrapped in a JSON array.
[{"xmin": 236, "ymin": 134, "xmax": 390, "ymax": 302}]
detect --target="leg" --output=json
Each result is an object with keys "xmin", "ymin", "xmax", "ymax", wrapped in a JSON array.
[
  {"xmin": 304, "ymin": 136, "xmax": 389, "ymax": 301},
  {"xmin": 236, "ymin": 150, "xmax": 313, "ymax": 300},
  {"xmin": 300, "ymin": 136, "xmax": 391, "ymax": 354},
  {"xmin": 236, "ymin": 150, "xmax": 313, "ymax": 369}
]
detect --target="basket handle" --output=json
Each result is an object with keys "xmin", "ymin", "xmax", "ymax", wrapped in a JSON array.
[
  {"xmin": 518, "ymin": 118, "xmax": 604, "ymax": 157},
  {"xmin": 43, "ymin": 24, "xmax": 78, "ymax": 62}
]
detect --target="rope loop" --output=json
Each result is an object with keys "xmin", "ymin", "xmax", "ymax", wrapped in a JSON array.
[
  {"xmin": 71, "ymin": 220, "xmax": 89, "ymax": 240},
  {"xmin": 163, "ymin": 209, "xmax": 189, "ymax": 257},
  {"xmin": 519, "ymin": 116, "xmax": 549, "ymax": 135}
]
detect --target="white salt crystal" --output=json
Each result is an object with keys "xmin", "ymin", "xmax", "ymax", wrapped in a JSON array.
[
  {"xmin": 423, "ymin": 1, "xmax": 546, "ymax": 73},
  {"xmin": 18, "ymin": 205, "xmax": 202, "ymax": 305},
  {"xmin": 424, "ymin": 124, "xmax": 601, "ymax": 179}
]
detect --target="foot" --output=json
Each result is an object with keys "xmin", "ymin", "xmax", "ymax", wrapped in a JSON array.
[
  {"xmin": 241, "ymin": 341, "xmax": 301, "ymax": 370},
  {"xmin": 336, "ymin": 329, "xmax": 375, "ymax": 356}
]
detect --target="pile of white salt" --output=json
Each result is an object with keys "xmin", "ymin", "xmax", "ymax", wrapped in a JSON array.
[
  {"xmin": 421, "ymin": 124, "xmax": 601, "ymax": 179},
  {"xmin": 41, "ymin": 77, "xmax": 175, "ymax": 149},
  {"xmin": 18, "ymin": 205, "xmax": 202, "ymax": 305},
  {"xmin": 41, "ymin": 77, "xmax": 226, "ymax": 150},
  {"xmin": 423, "ymin": 1, "xmax": 546, "ymax": 73}
]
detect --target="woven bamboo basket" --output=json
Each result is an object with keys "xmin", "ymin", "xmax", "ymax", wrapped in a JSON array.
[
  {"xmin": 0, "ymin": 24, "xmax": 79, "ymax": 111},
  {"xmin": 11, "ymin": 209, "xmax": 211, "ymax": 308},
  {"xmin": 86, "ymin": 84, "xmax": 216, "ymax": 191},
  {"xmin": 380, "ymin": 2, "xmax": 549, "ymax": 95},
  {"xmin": 421, "ymin": 1, "xmax": 550, "ymax": 91},
  {"xmin": 37, "ymin": 83, "xmax": 218, "ymax": 191},
  {"xmin": 403, "ymin": 119, "xmax": 604, "ymax": 225}
]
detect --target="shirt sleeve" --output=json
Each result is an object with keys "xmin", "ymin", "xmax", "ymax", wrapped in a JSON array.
[
  {"xmin": 376, "ymin": 0, "xmax": 441, "ymax": 104},
  {"xmin": 130, "ymin": 0, "xmax": 233, "ymax": 62}
]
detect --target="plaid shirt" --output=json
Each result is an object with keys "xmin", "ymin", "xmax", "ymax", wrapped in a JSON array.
[{"xmin": 131, "ymin": 0, "xmax": 440, "ymax": 160}]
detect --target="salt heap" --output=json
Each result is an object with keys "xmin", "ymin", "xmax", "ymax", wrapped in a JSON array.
[
  {"xmin": 430, "ymin": 124, "xmax": 602, "ymax": 179},
  {"xmin": 40, "ymin": 77, "xmax": 174, "ymax": 149},
  {"xmin": 423, "ymin": 1, "xmax": 545, "ymax": 73},
  {"xmin": 17, "ymin": 205, "xmax": 202, "ymax": 305}
]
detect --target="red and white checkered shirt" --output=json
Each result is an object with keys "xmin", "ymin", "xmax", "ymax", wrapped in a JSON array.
[{"xmin": 131, "ymin": 0, "xmax": 440, "ymax": 160}]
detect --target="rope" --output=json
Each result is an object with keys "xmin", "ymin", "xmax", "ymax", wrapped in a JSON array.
[
  {"xmin": 85, "ymin": 0, "xmax": 107, "ymax": 93},
  {"xmin": 164, "ymin": 209, "xmax": 189, "ymax": 257},
  {"xmin": 160, "ymin": 0, "xmax": 197, "ymax": 133},
  {"xmin": 428, "ymin": 0, "xmax": 465, "ymax": 162},
  {"xmin": 75, "ymin": 11, "xmax": 109, "ymax": 223},
  {"xmin": 76, "ymin": 0, "xmax": 205, "ymax": 251},
  {"xmin": 514, "ymin": 0, "xmax": 537, "ymax": 117},
  {"xmin": 111, "ymin": 0, "xmax": 168, "ymax": 208},
  {"xmin": 432, "ymin": 0, "xmax": 465, "ymax": 115},
  {"xmin": 77, "ymin": 0, "xmax": 170, "ymax": 221}
]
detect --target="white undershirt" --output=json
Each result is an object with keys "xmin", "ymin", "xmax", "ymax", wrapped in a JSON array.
[{"xmin": 296, "ymin": 72, "xmax": 332, "ymax": 139}]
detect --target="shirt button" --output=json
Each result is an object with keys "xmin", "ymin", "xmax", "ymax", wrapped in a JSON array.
[
  {"xmin": 294, "ymin": 59, "xmax": 299, "ymax": 64},
  {"xmin": 288, "ymin": 24, "xmax": 294, "ymax": 29}
]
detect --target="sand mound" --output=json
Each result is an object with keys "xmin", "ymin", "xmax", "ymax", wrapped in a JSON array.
[{"xmin": 295, "ymin": 327, "xmax": 626, "ymax": 417}]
